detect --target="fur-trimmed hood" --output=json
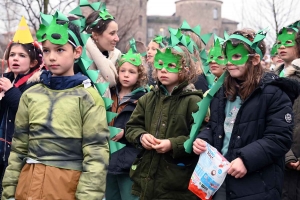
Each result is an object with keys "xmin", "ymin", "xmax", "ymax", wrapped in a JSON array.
[{"xmin": 262, "ymin": 72, "xmax": 300, "ymax": 104}]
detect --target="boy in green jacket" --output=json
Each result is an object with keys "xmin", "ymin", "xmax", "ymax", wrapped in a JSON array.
[
  {"xmin": 126, "ymin": 46, "xmax": 202, "ymax": 200},
  {"xmin": 2, "ymin": 15, "xmax": 109, "ymax": 200}
]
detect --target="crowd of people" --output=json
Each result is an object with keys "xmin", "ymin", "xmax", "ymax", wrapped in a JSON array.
[{"xmin": 0, "ymin": 1, "xmax": 299, "ymax": 200}]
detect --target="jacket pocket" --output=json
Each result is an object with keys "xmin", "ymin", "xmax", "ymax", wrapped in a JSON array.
[{"xmin": 160, "ymin": 155, "xmax": 195, "ymax": 191}]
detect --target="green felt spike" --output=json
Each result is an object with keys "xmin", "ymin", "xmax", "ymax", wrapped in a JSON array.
[
  {"xmin": 153, "ymin": 35, "xmax": 163, "ymax": 45},
  {"xmin": 192, "ymin": 25, "xmax": 201, "ymax": 37},
  {"xmin": 129, "ymin": 38, "xmax": 138, "ymax": 53},
  {"xmin": 224, "ymin": 31, "xmax": 230, "ymax": 40},
  {"xmin": 69, "ymin": 6, "xmax": 83, "ymax": 18},
  {"xmin": 200, "ymin": 33, "xmax": 212, "ymax": 45},
  {"xmin": 95, "ymin": 82, "xmax": 109, "ymax": 96},
  {"xmin": 40, "ymin": 13, "xmax": 53, "ymax": 26},
  {"xmin": 90, "ymin": 2, "xmax": 102, "ymax": 10},
  {"xmin": 169, "ymin": 34, "xmax": 180, "ymax": 46},
  {"xmin": 109, "ymin": 140, "xmax": 126, "ymax": 154},
  {"xmin": 168, "ymin": 27, "xmax": 179, "ymax": 35},
  {"xmin": 184, "ymin": 73, "xmax": 225, "ymax": 153},
  {"xmin": 103, "ymin": 97, "xmax": 114, "ymax": 110},
  {"xmin": 80, "ymin": 33, "xmax": 91, "ymax": 45},
  {"xmin": 109, "ymin": 126, "xmax": 122, "ymax": 139},
  {"xmin": 106, "ymin": 111, "xmax": 118, "ymax": 123},
  {"xmin": 181, "ymin": 20, "xmax": 192, "ymax": 30},
  {"xmin": 79, "ymin": 0, "xmax": 90, "ymax": 6},
  {"xmin": 54, "ymin": 10, "xmax": 69, "ymax": 22},
  {"xmin": 86, "ymin": 70, "xmax": 98, "ymax": 82}
]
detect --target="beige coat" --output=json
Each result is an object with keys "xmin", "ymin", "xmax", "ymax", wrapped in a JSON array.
[{"xmin": 86, "ymin": 37, "xmax": 122, "ymax": 97}]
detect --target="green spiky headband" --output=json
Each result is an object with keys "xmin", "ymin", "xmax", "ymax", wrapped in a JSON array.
[
  {"xmin": 129, "ymin": 38, "xmax": 146, "ymax": 56},
  {"xmin": 224, "ymin": 29, "xmax": 267, "ymax": 60},
  {"xmin": 70, "ymin": 0, "xmax": 114, "ymax": 31},
  {"xmin": 152, "ymin": 35, "xmax": 165, "ymax": 48},
  {"xmin": 118, "ymin": 48, "xmax": 142, "ymax": 67}
]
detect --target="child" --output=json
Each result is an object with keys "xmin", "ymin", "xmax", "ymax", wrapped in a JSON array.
[
  {"xmin": 105, "ymin": 49, "xmax": 147, "ymax": 200},
  {"xmin": 146, "ymin": 35, "xmax": 164, "ymax": 86},
  {"xmin": 1, "ymin": 17, "xmax": 110, "ymax": 200},
  {"xmin": 0, "ymin": 17, "xmax": 43, "ymax": 196},
  {"xmin": 270, "ymin": 43, "xmax": 283, "ymax": 71},
  {"xmin": 193, "ymin": 29, "xmax": 298, "ymax": 200},
  {"xmin": 125, "ymin": 45, "xmax": 202, "ymax": 200},
  {"xmin": 207, "ymin": 38, "xmax": 226, "ymax": 81},
  {"xmin": 275, "ymin": 25, "xmax": 300, "ymax": 200}
]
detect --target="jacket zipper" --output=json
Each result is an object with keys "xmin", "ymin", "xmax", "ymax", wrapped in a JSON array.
[{"xmin": 3, "ymin": 108, "xmax": 9, "ymax": 162}]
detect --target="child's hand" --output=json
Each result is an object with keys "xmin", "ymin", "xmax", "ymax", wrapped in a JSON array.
[
  {"xmin": 151, "ymin": 138, "xmax": 172, "ymax": 153},
  {"xmin": 0, "ymin": 77, "xmax": 13, "ymax": 92},
  {"xmin": 287, "ymin": 161, "xmax": 300, "ymax": 170},
  {"xmin": 140, "ymin": 133, "xmax": 155, "ymax": 150},
  {"xmin": 193, "ymin": 139, "xmax": 207, "ymax": 155},
  {"xmin": 228, "ymin": 158, "xmax": 247, "ymax": 178},
  {"xmin": 111, "ymin": 129, "xmax": 124, "ymax": 142}
]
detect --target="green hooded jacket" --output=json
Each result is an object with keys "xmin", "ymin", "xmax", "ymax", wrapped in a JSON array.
[{"xmin": 126, "ymin": 81, "xmax": 203, "ymax": 200}]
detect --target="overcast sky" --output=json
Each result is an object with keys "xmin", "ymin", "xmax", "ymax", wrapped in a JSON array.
[{"xmin": 147, "ymin": 0, "xmax": 238, "ymax": 21}]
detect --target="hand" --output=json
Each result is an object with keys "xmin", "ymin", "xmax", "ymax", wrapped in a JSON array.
[
  {"xmin": 111, "ymin": 129, "xmax": 124, "ymax": 142},
  {"xmin": 0, "ymin": 77, "xmax": 13, "ymax": 92},
  {"xmin": 193, "ymin": 139, "xmax": 207, "ymax": 155},
  {"xmin": 286, "ymin": 161, "xmax": 300, "ymax": 170},
  {"xmin": 151, "ymin": 138, "xmax": 172, "ymax": 153},
  {"xmin": 227, "ymin": 158, "xmax": 247, "ymax": 178},
  {"xmin": 140, "ymin": 133, "xmax": 156, "ymax": 150}
]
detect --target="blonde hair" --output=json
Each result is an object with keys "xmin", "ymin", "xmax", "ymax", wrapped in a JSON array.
[{"xmin": 116, "ymin": 61, "xmax": 148, "ymax": 90}]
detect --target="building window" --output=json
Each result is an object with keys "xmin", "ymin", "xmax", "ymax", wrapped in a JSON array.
[
  {"xmin": 213, "ymin": 28, "xmax": 218, "ymax": 34},
  {"xmin": 140, "ymin": 0, "xmax": 143, "ymax": 8},
  {"xmin": 225, "ymin": 27, "xmax": 229, "ymax": 32},
  {"xmin": 213, "ymin": 8, "xmax": 218, "ymax": 20},
  {"xmin": 139, "ymin": 15, "xmax": 142, "ymax": 26},
  {"xmin": 148, "ymin": 28, "xmax": 154, "ymax": 38},
  {"xmin": 138, "ymin": 37, "xmax": 142, "ymax": 41}
]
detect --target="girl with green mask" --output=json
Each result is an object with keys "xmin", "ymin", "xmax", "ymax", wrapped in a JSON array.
[
  {"xmin": 277, "ymin": 25, "xmax": 300, "ymax": 200},
  {"xmin": 194, "ymin": 28, "xmax": 298, "ymax": 200}
]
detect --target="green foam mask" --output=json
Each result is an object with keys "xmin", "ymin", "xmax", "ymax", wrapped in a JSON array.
[
  {"xmin": 271, "ymin": 44, "xmax": 278, "ymax": 57},
  {"xmin": 225, "ymin": 41, "xmax": 249, "ymax": 65},
  {"xmin": 154, "ymin": 48, "xmax": 182, "ymax": 73},
  {"xmin": 36, "ymin": 17, "xmax": 69, "ymax": 45},
  {"xmin": 118, "ymin": 48, "xmax": 142, "ymax": 67},
  {"xmin": 207, "ymin": 39, "xmax": 227, "ymax": 65},
  {"xmin": 277, "ymin": 28, "xmax": 296, "ymax": 47}
]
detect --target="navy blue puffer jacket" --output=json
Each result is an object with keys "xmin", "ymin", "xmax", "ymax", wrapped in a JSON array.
[{"xmin": 197, "ymin": 73, "xmax": 300, "ymax": 200}]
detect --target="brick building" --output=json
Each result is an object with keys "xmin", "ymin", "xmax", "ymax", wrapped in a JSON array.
[{"xmin": 84, "ymin": 0, "xmax": 238, "ymax": 51}]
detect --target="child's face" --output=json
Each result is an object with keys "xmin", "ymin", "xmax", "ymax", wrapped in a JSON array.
[
  {"xmin": 146, "ymin": 41, "xmax": 159, "ymax": 63},
  {"xmin": 118, "ymin": 62, "xmax": 139, "ymax": 90},
  {"xmin": 157, "ymin": 67, "xmax": 179, "ymax": 89},
  {"xmin": 8, "ymin": 44, "xmax": 34, "ymax": 75},
  {"xmin": 92, "ymin": 21, "xmax": 119, "ymax": 52},
  {"xmin": 278, "ymin": 45, "xmax": 298, "ymax": 64},
  {"xmin": 42, "ymin": 40, "xmax": 82, "ymax": 76},
  {"xmin": 271, "ymin": 55, "xmax": 284, "ymax": 67},
  {"xmin": 209, "ymin": 62, "xmax": 225, "ymax": 78}
]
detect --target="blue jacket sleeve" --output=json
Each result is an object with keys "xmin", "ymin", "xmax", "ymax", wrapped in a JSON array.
[{"xmin": 2, "ymin": 87, "xmax": 23, "ymax": 114}]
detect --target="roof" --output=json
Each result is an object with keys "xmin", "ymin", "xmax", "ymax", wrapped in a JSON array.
[{"xmin": 222, "ymin": 18, "xmax": 239, "ymax": 24}]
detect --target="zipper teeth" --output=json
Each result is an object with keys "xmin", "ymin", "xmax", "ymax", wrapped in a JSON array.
[{"xmin": 3, "ymin": 108, "xmax": 9, "ymax": 161}]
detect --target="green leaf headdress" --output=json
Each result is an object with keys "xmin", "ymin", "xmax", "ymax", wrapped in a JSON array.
[
  {"xmin": 152, "ymin": 35, "xmax": 165, "ymax": 48},
  {"xmin": 224, "ymin": 29, "xmax": 267, "ymax": 60},
  {"xmin": 118, "ymin": 48, "xmax": 142, "ymax": 67},
  {"xmin": 70, "ymin": 0, "xmax": 114, "ymax": 31},
  {"xmin": 167, "ymin": 27, "xmax": 199, "ymax": 54},
  {"xmin": 180, "ymin": 20, "xmax": 212, "ymax": 46},
  {"xmin": 129, "ymin": 38, "xmax": 146, "ymax": 56}
]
